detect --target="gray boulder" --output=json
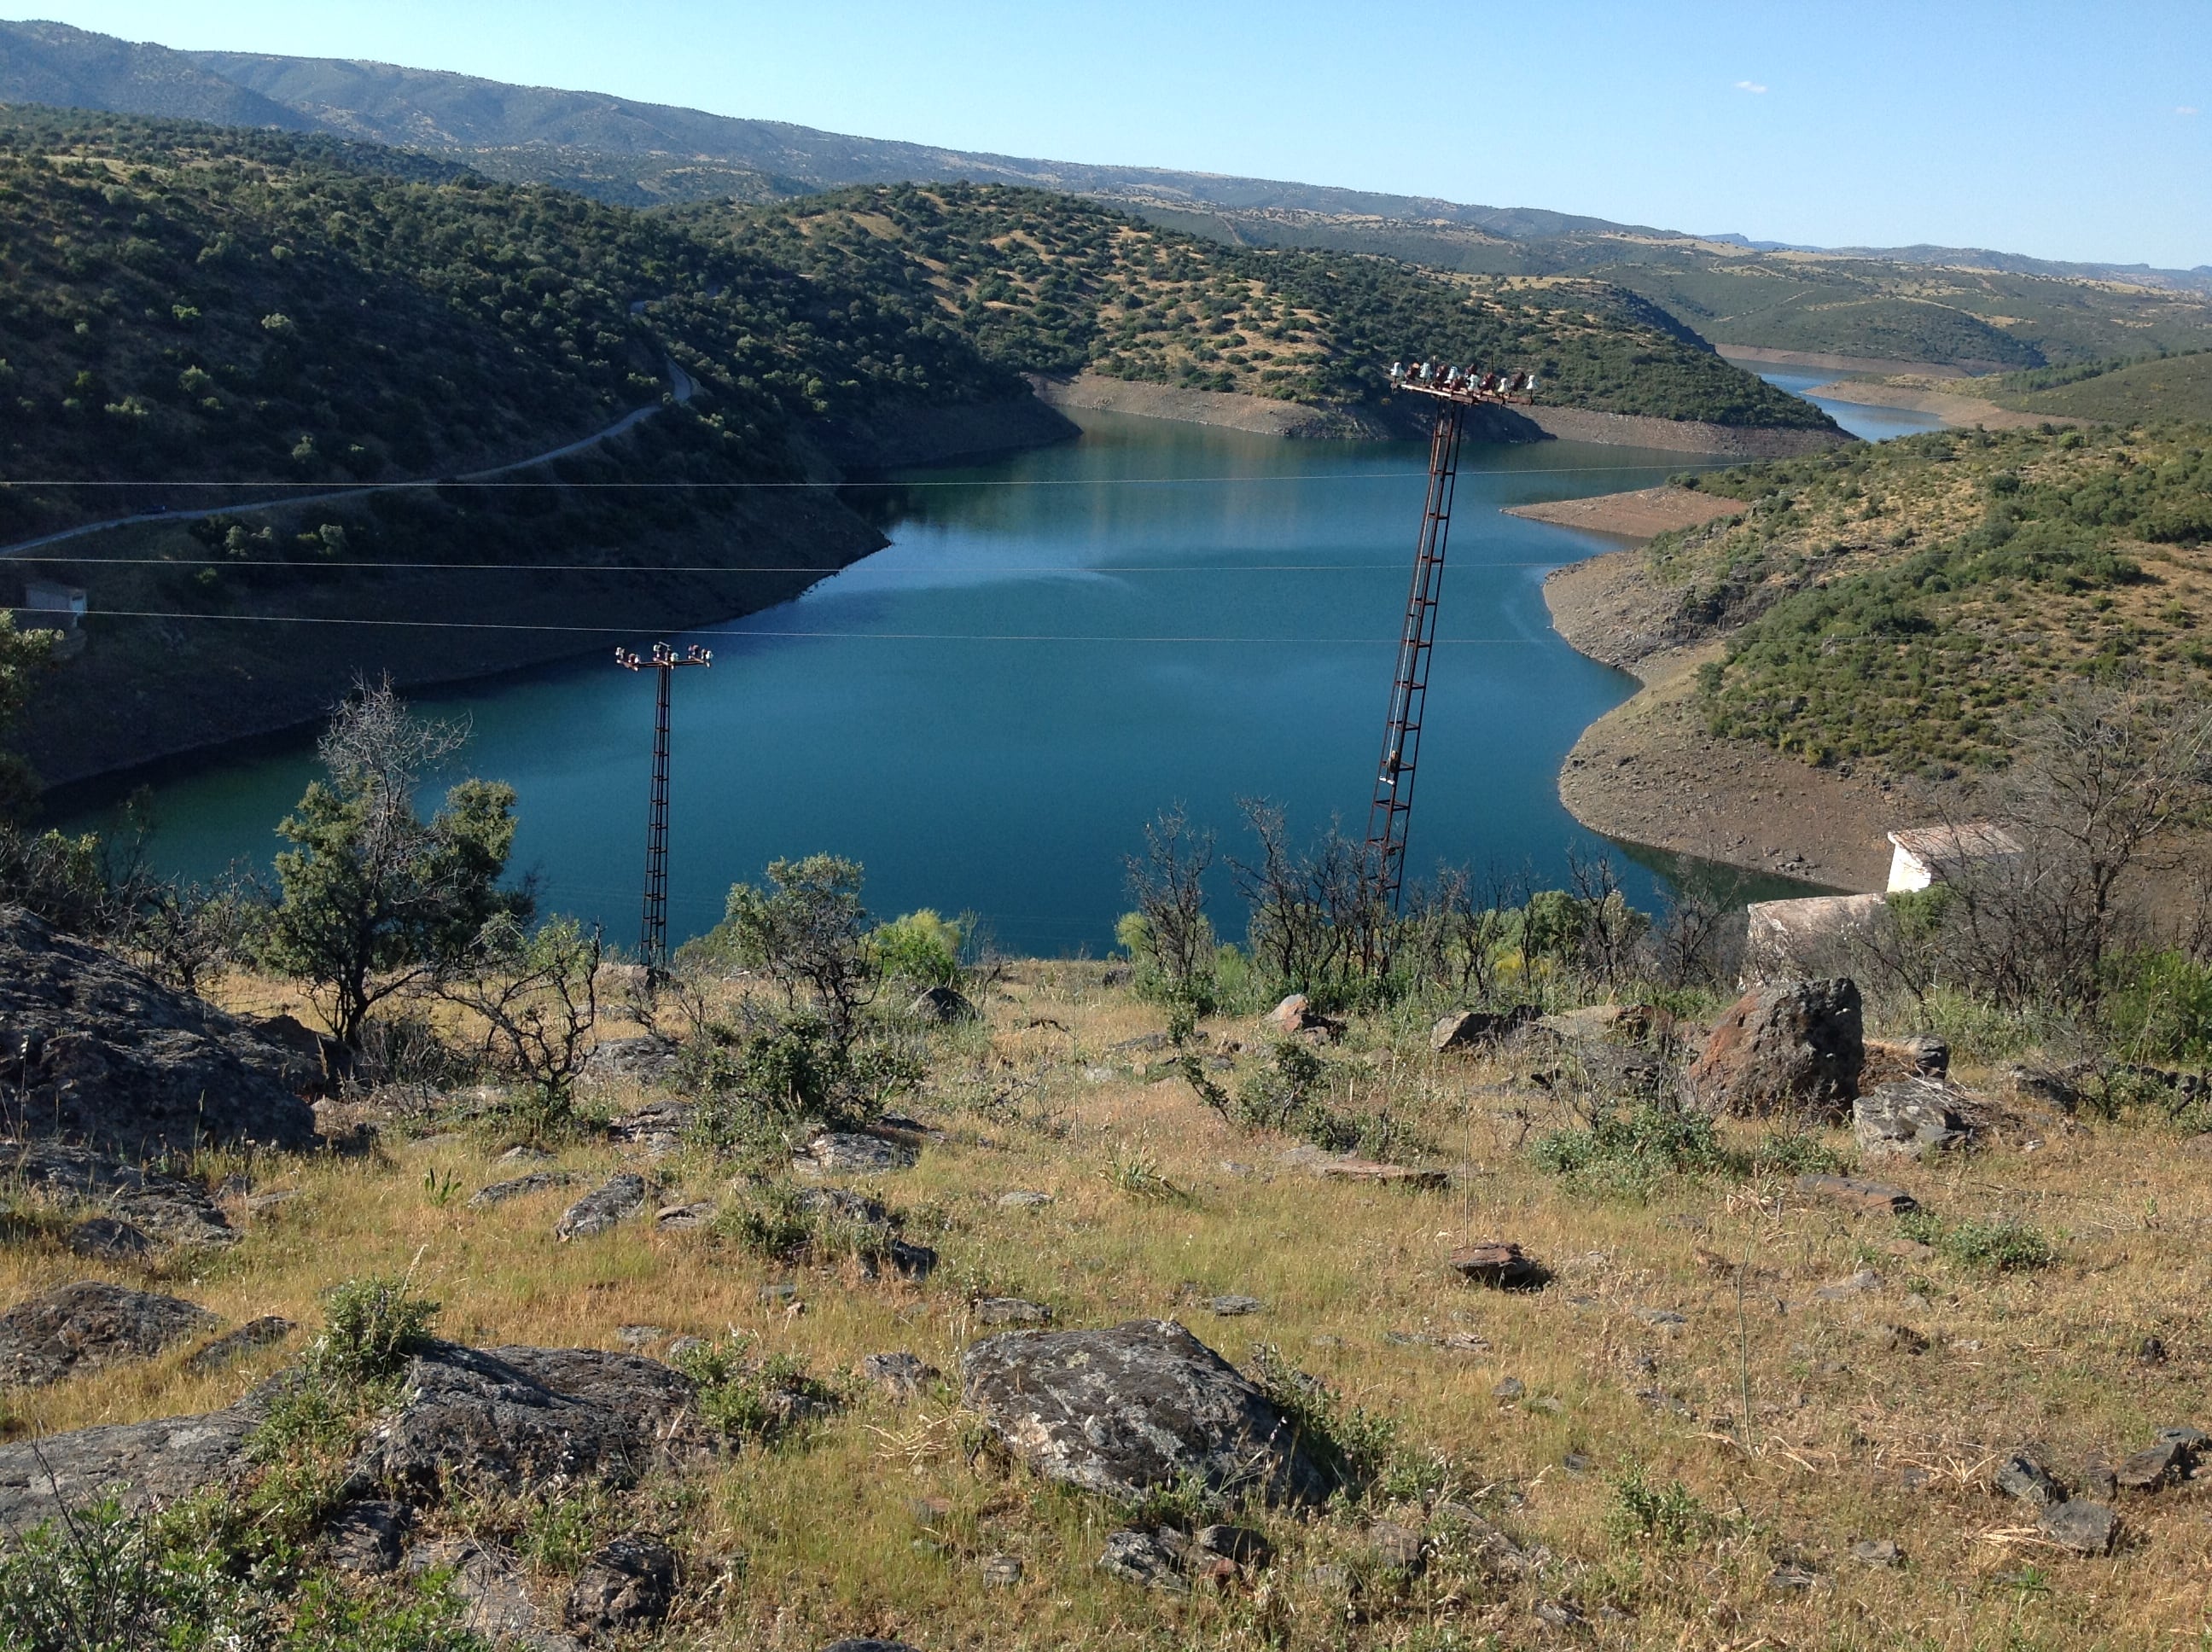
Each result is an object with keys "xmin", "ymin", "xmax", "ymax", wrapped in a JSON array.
[
  {"xmin": 961, "ymin": 1318, "xmax": 1328, "ymax": 1506},
  {"xmin": 0, "ymin": 1280, "xmax": 216, "ymax": 1387},
  {"xmin": 0, "ymin": 905, "xmax": 316, "ymax": 1152},
  {"xmin": 0, "ymin": 1139, "xmax": 235, "ymax": 1248},
  {"xmin": 1430, "ymin": 1008, "xmax": 1534, "ymax": 1053},
  {"xmin": 801, "ymin": 1132, "xmax": 917, "ymax": 1173},
  {"xmin": 1854, "ymin": 1079, "xmax": 1971, "ymax": 1159},
  {"xmin": 581, "ymin": 1036, "xmax": 682, "ymax": 1088},
  {"xmin": 0, "ymin": 1399, "xmax": 261, "ymax": 1527},
  {"xmin": 565, "ymin": 1532, "xmax": 678, "ymax": 1634},
  {"xmin": 1994, "ymin": 1451, "xmax": 2066, "ymax": 1508},
  {"xmin": 184, "ymin": 1315, "xmax": 296, "ymax": 1375},
  {"xmin": 469, "ymin": 1170, "xmax": 576, "ymax": 1210},
  {"xmin": 1684, "ymin": 978, "xmax": 1864, "ymax": 1118},
  {"xmin": 906, "ymin": 986, "xmax": 980, "ymax": 1026},
  {"xmin": 407, "ymin": 1538, "xmax": 582, "ymax": 1651},
  {"xmin": 349, "ymin": 1343, "xmax": 710, "ymax": 1501},
  {"xmin": 66, "ymin": 1215, "xmax": 153, "ymax": 1263},
  {"xmin": 324, "ymin": 1499, "xmax": 410, "ymax": 1574},
  {"xmin": 2037, "ymin": 1499, "xmax": 2118, "ymax": 1555},
  {"xmin": 1098, "ymin": 1527, "xmax": 1189, "ymax": 1591},
  {"xmin": 555, "ymin": 1173, "xmax": 647, "ymax": 1240}
]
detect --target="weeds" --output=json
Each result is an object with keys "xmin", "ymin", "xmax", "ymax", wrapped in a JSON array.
[
  {"xmin": 713, "ymin": 1183, "xmax": 903, "ymax": 1267},
  {"xmin": 1100, "ymin": 1147, "xmax": 1190, "ymax": 1205},
  {"xmin": 307, "ymin": 1271, "xmax": 440, "ymax": 1387},
  {"xmin": 1898, "ymin": 1210, "xmax": 2057, "ymax": 1271},
  {"xmin": 1248, "ymin": 1343, "xmax": 1443, "ymax": 1502},
  {"xmin": 1604, "ymin": 1467, "xmax": 1710, "ymax": 1549},
  {"xmin": 669, "ymin": 1336, "xmax": 841, "ymax": 1446}
]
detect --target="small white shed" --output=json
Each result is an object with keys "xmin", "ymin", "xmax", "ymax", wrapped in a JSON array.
[{"xmin": 1885, "ymin": 823, "xmax": 2021, "ymax": 893}]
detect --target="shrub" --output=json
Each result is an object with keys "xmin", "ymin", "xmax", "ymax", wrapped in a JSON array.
[
  {"xmin": 309, "ymin": 1273, "xmax": 440, "ymax": 1387},
  {"xmin": 1534, "ymin": 1102, "xmax": 1731, "ymax": 1198},
  {"xmin": 1899, "ymin": 1211, "xmax": 2056, "ymax": 1271},
  {"xmin": 0, "ymin": 1496, "xmax": 244, "ymax": 1650},
  {"xmin": 2102, "ymin": 949, "xmax": 2212, "ymax": 1064},
  {"xmin": 669, "ymin": 1336, "xmax": 840, "ymax": 1446},
  {"xmin": 1604, "ymin": 1466, "xmax": 1710, "ymax": 1548},
  {"xmin": 872, "ymin": 908, "xmax": 964, "ymax": 989}
]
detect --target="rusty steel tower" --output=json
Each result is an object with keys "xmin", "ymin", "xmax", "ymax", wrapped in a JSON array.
[
  {"xmin": 616, "ymin": 640, "xmax": 713, "ymax": 974},
  {"xmin": 1363, "ymin": 363, "xmax": 1539, "ymax": 909}
]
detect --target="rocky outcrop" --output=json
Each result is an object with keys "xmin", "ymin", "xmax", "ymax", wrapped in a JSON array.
[
  {"xmin": 0, "ymin": 1138, "xmax": 236, "ymax": 1247},
  {"xmin": 1853, "ymin": 1079, "xmax": 1972, "ymax": 1159},
  {"xmin": 348, "ymin": 1343, "xmax": 710, "ymax": 1501},
  {"xmin": 0, "ymin": 1280, "xmax": 215, "ymax": 1387},
  {"xmin": 565, "ymin": 1533, "xmax": 678, "ymax": 1635},
  {"xmin": 0, "ymin": 1399, "xmax": 262, "ymax": 1527},
  {"xmin": 554, "ymin": 1173, "xmax": 647, "ymax": 1240},
  {"xmin": 1684, "ymin": 979, "xmax": 1864, "ymax": 1118},
  {"xmin": 961, "ymin": 1318, "xmax": 1327, "ymax": 1506},
  {"xmin": 0, "ymin": 907, "xmax": 316, "ymax": 1152}
]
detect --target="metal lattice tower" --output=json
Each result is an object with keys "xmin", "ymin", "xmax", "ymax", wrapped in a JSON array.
[
  {"xmin": 1364, "ymin": 363, "xmax": 1540, "ymax": 909},
  {"xmin": 616, "ymin": 641, "xmax": 712, "ymax": 974}
]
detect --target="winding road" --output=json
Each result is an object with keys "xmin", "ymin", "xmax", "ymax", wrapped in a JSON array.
[{"xmin": 1, "ymin": 352, "xmax": 698, "ymax": 565}]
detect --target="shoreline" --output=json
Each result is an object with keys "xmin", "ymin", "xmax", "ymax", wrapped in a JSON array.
[
  {"xmin": 1532, "ymin": 498, "xmax": 1907, "ymax": 891},
  {"xmin": 1799, "ymin": 375, "xmax": 2072, "ymax": 431}
]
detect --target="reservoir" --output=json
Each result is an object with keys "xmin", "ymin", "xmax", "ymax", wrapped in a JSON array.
[{"xmin": 67, "ymin": 394, "xmax": 1901, "ymax": 956}]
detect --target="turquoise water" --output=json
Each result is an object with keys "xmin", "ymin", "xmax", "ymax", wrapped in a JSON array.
[
  {"xmin": 67, "ymin": 410, "xmax": 1764, "ymax": 955},
  {"xmin": 1755, "ymin": 369, "xmax": 1950, "ymax": 442}
]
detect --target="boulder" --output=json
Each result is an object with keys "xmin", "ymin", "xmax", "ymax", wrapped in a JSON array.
[
  {"xmin": 467, "ymin": 1171, "xmax": 576, "ymax": 1211},
  {"xmin": 1429, "ymin": 1007, "xmax": 1534, "ymax": 1053},
  {"xmin": 183, "ymin": 1314, "xmax": 296, "ymax": 1374},
  {"xmin": 555, "ymin": 1173, "xmax": 647, "ymax": 1241},
  {"xmin": 1097, "ymin": 1527, "xmax": 1190, "ymax": 1591},
  {"xmin": 0, "ymin": 905, "xmax": 316, "ymax": 1152},
  {"xmin": 2036, "ymin": 1500, "xmax": 2117, "ymax": 1556},
  {"xmin": 0, "ymin": 1139, "xmax": 235, "ymax": 1248},
  {"xmin": 800, "ymin": 1132, "xmax": 917, "ymax": 1173},
  {"xmin": 565, "ymin": 1532, "xmax": 678, "ymax": 1634},
  {"xmin": 997, "ymin": 1190, "xmax": 1054, "ymax": 1209},
  {"xmin": 962, "ymin": 1318, "xmax": 1328, "ymax": 1506},
  {"xmin": 860, "ymin": 1351, "xmax": 938, "ymax": 1399},
  {"xmin": 323, "ymin": 1498, "xmax": 410, "ymax": 1574},
  {"xmin": 1862, "ymin": 1034, "xmax": 1949, "ymax": 1085},
  {"xmin": 580, "ymin": 1036, "xmax": 682, "ymax": 1088},
  {"xmin": 974, "ymin": 1297, "xmax": 1053, "ymax": 1326},
  {"xmin": 1796, "ymin": 1174, "xmax": 1918, "ymax": 1216},
  {"xmin": 348, "ymin": 1343, "xmax": 710, "ymax": 1501},
  {"xmin": 2116, "ymin": 1433, "xmax": 2198, "ymax": 1492},
  {"xmin": 1993, "ymin": 1451, "xmax": 2066, "ymax": 1508},
  {"xmin": 407, "ymin": 1538, "xmax": 583, "ymax": 1651},
  {"xmin": 1449, "ymin": 1242, "xmax": 1548, "ymax": 1291},
  {"xmin": 1264, "ymin": 993, "xmax": 1343, "ymax": 1043},
  {"xmin": 1853, "ymin": 1079, "xmax": 1971, "ymax": 1160},
  {"xmin": 66, "ymin": 1215, "xmax": 152, "ymax": 1263},
  {"xmin": 0, "ymin": 1399, "xmax": 261, "ymax": 1527},
  {"xmin": 905, "ymin": 986, "xmax": 980, "ymax": 1026},
  {"xmin": 1683, "ymin": 978, "xmax": 1863, "ymax": 1118},
  {"xmin": 0, "ymin": 1280, "xmax": 216, "ymax": 1387}
]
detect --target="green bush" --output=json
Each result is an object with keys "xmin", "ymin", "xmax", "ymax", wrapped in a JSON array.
[
  {"xmin": 2102, "ymin": 950, "xmax": 2212, "ymax": 1063},
  {"xmin": 308, "ymin": 1273, "xmax": 440, "ymax": 1387},
  {"xmin": 872, "ymin": 908, "xmax": 964, "ymax": 989},
  {"xmin": 1898, "ymin": 1210, "xmax": 2056, "ymax": 1271},
  {"xmin": 1604, "ymin": 1467, "xmax": 1710, "ymax": 1549},
  {"xmin": 669, "ymin": 1336, "xmax": 841, "ymax": 1446}
]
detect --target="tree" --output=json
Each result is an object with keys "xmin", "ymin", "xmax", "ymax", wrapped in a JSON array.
[
  {"xmin": 719, "ymin": 855, "xmax": 876, "ymax": 1046},
  {"xmin": 437, "ymin": 914, "xmax": 604, "ymax": 1138},
  {"xmin": 1122, "ymin": 804, "xmax": 1216, "ymax": 1026},
  {"xmin": 259, "ymin": 683, "xmax": 525, "ymax": 1048}
]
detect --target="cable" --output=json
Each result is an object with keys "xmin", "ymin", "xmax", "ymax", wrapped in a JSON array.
[
  {"xmin": 15, "ymin": 555, "xmax": 1619, "ymax": 573},
  {"xmin": 83, "ymin": 606, "xmax": 1556, "ymax": 643}
]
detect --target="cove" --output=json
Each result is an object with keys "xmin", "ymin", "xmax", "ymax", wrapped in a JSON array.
[{"xmin": 63, "ymin": 410, "xmax": 1807, "ymax": 956}]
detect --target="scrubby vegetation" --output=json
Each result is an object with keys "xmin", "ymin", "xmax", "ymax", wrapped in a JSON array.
[
  {"xmin": 688, "ymin": 183, "xmax": 1835, "ymax": 428},
  {"xmin": 1650, "ymin": 423, "xmax": 2212, "ymax": 771}
]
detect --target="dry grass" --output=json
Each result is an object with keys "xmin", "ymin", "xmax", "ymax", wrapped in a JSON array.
[{"xmin": 6, "ymin": 961, "xmax": 2211, "ymax": 1649}]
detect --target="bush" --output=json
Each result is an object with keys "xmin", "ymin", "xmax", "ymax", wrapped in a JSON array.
[
  {"xmin": 1898, "ymin": 1211, "xmax": 2056, "ymax": 1271},
  {"xmin": 871, "ymin": 908, "xmax": 964, "ymax": 989},
  {"xmin": 684, "ymin": 1013, "xmax": 926, "ymax": 1154},
  {"xmin": 1604, "ymin": 1467, "xmax": 1710, "ymax": 1549},
  {"xmin": 2102, "ymin": 949, "xmax": 2212, "ymax": 1064},
  {"xmin": 668, "ymin": 1336, "xmax": 841, "ymax": 1446},
  {"xmin": 309, "ymin": 1273, "xmax": 440, "ymax": 1387},
  {"xmin": 0, "ymin": 1496, "xmax": 244, "ymax": 1650},
  {"xmin": 1534, "ymin": 1102, "xmax": 1732, "ymax": 1199}
]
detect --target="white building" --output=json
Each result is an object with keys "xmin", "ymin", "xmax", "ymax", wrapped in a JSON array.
[{"xmin": 1885, "ymin": 823, "xmax": 2022, "ymax": 893}]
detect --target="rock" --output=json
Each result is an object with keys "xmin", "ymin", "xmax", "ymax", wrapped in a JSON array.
[
  {"xmin": 974, "ymin": 1296, "xmax": 1052, "ymax": 1326},
  {"xmin": 1796, "ymin": 1173, "xmax": 1918, "ymax": 1216},
  {"xmin": 1863, "ymin": 1034, "xmax": 1949, "ymax": 1084},
  {"xmin": 1, "ymin": 1139, "xmax": 236, "ymax": 1247},
  {"xmin": 66, "ymin": 1214, "xmax": 153, "ymax": 1263},
  {"xmin": 1993, "ymin": 1451, "xmax": 2066, "ymax": 1508},
  {"xmin": 183, "ymin": 1315, "xmax": 295, "ymax": 1374},
  {"xmin": 565, "ymin": 1532, "xmax": 678, "ymax": 1634},
  {"xmin": 1853, "ymin": 1079, "xmax": 1972, "ymax": 1160},
  {"xmin": 2003, "ymin": 1063, "xmax": 2084, "ymax": 1112},
  {"xmin": 581, "ymin": 1036, "xmax": 682, "ymax": 1087},
  {"xmin": 467, "ymin": 1171, "xmax": 576, "ymax": 1210},
  {"xmin": 247, "ymin": 1012, "xmax": 341, "ymax": 1088},
  {"xmin": 2116, "ymin": 1435, "xmax": 2195, "ymax": 1492},
  {"xmin": 1768, "ymin": 1562, "xmax": 1821, "ymax": 1593},
  {"xmin": 759, "ymin": 1283, "xmax": 800, "ymax": 1306},
  {"xmin": 655, "ymin": 1201, "xmax": 716, "ymax": 1229},
  {"xmin": 0, "ymin": 1280, "xmax": 216, "ymax": 1387},
  {"xmin": 1264, "ymin": 993, "xmax": 1343, "ymax": 1043},
  {"xmin": 1814, "ymin": 1269, "xmax": 1882, "ymax": 1300},
  {"xmin": 2138, "ymin": 1335, "xmax": 2168, "ymax": 1364},
  {"xmin": 1317, "ymin": 1160, "xmax": 1449, "ymax": 1190},
  {"xmin": 962, "ymin": 1318, "xmax": 1328, "ymax": 1505},
  {"xmin": 1878, "ymin": 1323, "xmax": 1930, "ymax": 1355},
  {"xmin": 498, "ymin": 1144, "xmax": 555, "ymax": 1165},
  {"xmin": 0, "ymin": 908, "xmax": 318, "ymax": 1152},
  {"xmin": 614, "ymin": 1324, "xmax": 669, "ymax": 1350},
  {"xmin": 0, "ymin": 1399, "xmax": 261, "ymax": 1526},
  {"xmin": 1097, "ymin": 1527, "xmax": 1189, "ymax": 1591},
  {"xmin": 349, "ymin": 1343, "xmax": 709, "ymax": 1501},
  {"xmin": 1194, "ymin": 1523, "xmax": 1271, "ymax": 1567},
  {"xmin": 1533, "ymin": 1600, "xmax": 1586, "ymax": 1630},
  {"xmin": 997, "ymin": 1190, "xmax": 1054, "ymax": 1209},
  {"xmin": 1207, "ymin": 1294, "xmax": 1263, "ymax": 1317},
  {"xmin": 667, "ymin": 1335, "xmax": 707, "ymax": 1362},
  {"xmin": 1368, "ymin": 1520, "xmax": 1425, "ymax": 1572},
  {"xmin": 2036, "ymin": 1499, "xmax": 2117, "ymax": 1556},
  {"xmin": 821, "ymin": 1643, "xmax": 924, "ymax": 1652},
  {"xmin": 1683, "ymin": 978, "xmax": 1864, "ymax": 1119},
  {"xmin": 801, "ymin": 1132, "xmax": 917, "ymax": 1173},
  {"xmin": 980, "ymin": 1553, "xmax": 1024, "ymax": 1587},
  {"xmin": 1851, "ymin": 1538, "xmax": 1901, "ymax": 1567},
  {"xmin": 883, "ymin": 1239, "xmax": 940, "ymax": 1280},
  {"xmin": 245, "ymin": 1188, "xmax": 302, "ymax": 1214},
  {"xmin": 324, "ymin": 1498, "xmax": 410, "ymax": 1574},
  {"xmin": 1636, "ymin": 1306, "xmax": 1689, "ymax": 1329},
  {"xmin": 1449, "ymin": 1242, "xmax": 1548, "ymax": 1291},
  {"xmin": 906, "ymin": 986, "xmax": 980, "ymax": 1026},
  {"xmin": 1430, "ymin": 1007, "xmax": 1534, "ymax": 1052},
  {"xmin": 555, "ymin": 1173, "xmax": 647, "ymax": 1240},
  {"xmin": 608, "ymin": 1099, "xmax": 691, "ymax": 1155},
  {"xmin": 861, "ymin": 1351, "xmax": 939, "ymax": 1399},
  {"xmin": 1492, "ymin": 1376, "xmax": 1526, "ymax": 1401},
  {"xmin": 408, "ymin": 1538, "xmax": 583, "ymax": 1650}
]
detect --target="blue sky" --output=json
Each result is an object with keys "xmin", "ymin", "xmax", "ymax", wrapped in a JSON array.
[{"xmin": 17, "ymin": 1, "xmax": 2210, "ymax": 267}]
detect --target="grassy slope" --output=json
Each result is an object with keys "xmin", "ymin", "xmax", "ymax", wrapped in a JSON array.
[
  {"xmin": 1979, "ymin": 351, "xmax": 2212, "ymax": 424},
  {"xmin": 11, "ymin": 963, "xmax": 2209, "ymax": 1648},
  {"xmin": 682, "ymin": 185, "xmax": 1837, "ymax": 429},
  {"xmin": 1641, "ymin": 425, "xmax": 2212, "ymax": 772}
]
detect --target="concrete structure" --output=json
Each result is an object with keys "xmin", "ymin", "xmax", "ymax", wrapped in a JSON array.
[
  {"xmin": 1744, "ymin": 893, "xmax": 1888, "ymax": 981},
  {"xmin": 1886, "ymin": 823, "xmax": 2021, "ymax": 893}
]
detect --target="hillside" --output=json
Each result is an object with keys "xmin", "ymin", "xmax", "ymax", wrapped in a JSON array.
[
  {"xmin": 1649, "ymin": 425, "xmax": 2212, "ymax": 773},
  {"xmin": 685, "ymin": 185, "xmax": 1835, "ymax": 429},
  {"xmin": 1977, "ymin": 350, "xmax": 2212, "ymax": 425}
]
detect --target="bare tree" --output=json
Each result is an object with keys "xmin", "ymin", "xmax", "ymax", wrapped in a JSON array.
[
  {"xmin": 1400, "ymin": 861, "xmax": 1528, "ymax": 1003},
  {"xmin": 436, "ymin": 915, "xmax": 605, "ymax": 1133},
  {"xmin": 1566, "ymin": 849, "xmax": 1647, "ymax": 994},
  {"xmin": 1644, "ymin": 883, "xmax": 1737, "ymax": 992},
  {"xmin": 1123, "ymin": 804, "xmax": 1216, "ymax": 1019},
  {"xmin": 1229, "ymin": 800, "xmax": 1389, "ymax": 1000}
]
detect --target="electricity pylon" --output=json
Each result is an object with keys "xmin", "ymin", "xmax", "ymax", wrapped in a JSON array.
[{"xmin": 615, "ymin": 641, "xmax": 712, "ymax": 975}]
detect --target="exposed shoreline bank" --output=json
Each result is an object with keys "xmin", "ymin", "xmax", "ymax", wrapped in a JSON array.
[
  {"xmin": 1532, "ymin": 497, "xmax": 1907, "ymax": 891},
  {"xmin": 1800, "ymin": 375, "xmax": 2075, "ymax": 431}
]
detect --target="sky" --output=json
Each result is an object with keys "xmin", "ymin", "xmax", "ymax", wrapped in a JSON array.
[{"xmin": 14, "ymin": 0, "xmax": 2211, "ymax": 268}]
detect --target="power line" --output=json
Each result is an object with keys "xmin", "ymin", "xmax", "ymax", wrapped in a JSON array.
[
  {"xmin": 14, "ymin": 554, "xmax": 1623, "ymax": 573},
  {"xmin": 79, "ymin": 606, "xmax": 1558, "ymax": 643}
]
